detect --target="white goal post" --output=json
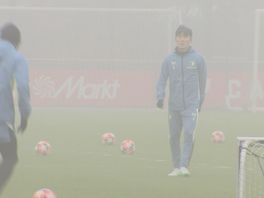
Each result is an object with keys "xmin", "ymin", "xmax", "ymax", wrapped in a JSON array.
[
  {"xmin": 237, "ymin": 137, "xmax": 264, "ymax": 198},
  {"xmin": 250, "ymin": 9, "xmax": 264, "ymax": 111}
]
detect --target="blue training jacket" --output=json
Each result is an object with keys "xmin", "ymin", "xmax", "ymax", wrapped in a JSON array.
[
  {"xmin": 0, "ymin": 40, "xmax": 31, "ymax": 130},
  {"xmin": 156, "ymin": 48, "xmax": 207, "ymax": 111}
]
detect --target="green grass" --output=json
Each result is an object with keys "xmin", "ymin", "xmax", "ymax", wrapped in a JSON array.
[{"xmin": 2, "ymin": 108, "xmax": 264, "ymax": 198}]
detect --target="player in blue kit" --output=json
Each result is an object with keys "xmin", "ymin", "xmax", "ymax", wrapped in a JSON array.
[
  {"xmin": 0, "ymin": 23, "xmax": 31, "ymax": 194},
  {"xmin": 156, "ymin": 25, "xmax": 207, "ymax": 176}
]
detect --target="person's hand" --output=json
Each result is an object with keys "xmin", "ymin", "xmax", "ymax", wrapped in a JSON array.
[
  {"xmin": 198, "ymin": 103, "xmax": 202, "ymax": 112},
  {"xmin": 17, "ymin": 117, "xmax": 28, "ymax": 134},
  {"xmin": 156, "ymin": 100, "xmax": 164, "ymax": 109}
]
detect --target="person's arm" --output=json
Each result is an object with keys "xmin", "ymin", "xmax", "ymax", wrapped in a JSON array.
[
  {"xmin": 156, "ymin": 58, "xmax": 169, "ymax": 108},
  {"xmin": 14, "ymin": 54, "xmax": 31, "ymax": 132},
  {"xmin": 198, "ymin": 56, "xmax": 207, "ymax": 111}
]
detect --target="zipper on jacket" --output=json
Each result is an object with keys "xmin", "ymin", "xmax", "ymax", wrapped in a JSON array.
[{"xmin": 181, "ymin": 55, "xmax": 186, "ymax": 109}]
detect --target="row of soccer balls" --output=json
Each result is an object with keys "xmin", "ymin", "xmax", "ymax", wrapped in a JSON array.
[
  {"xmin": 34, "ymin": 130, "xmax": 225, "ymax": 157},
  {"xmin": 34, "ymin": 137, "xmax": 136, "ymax": 157},
  {"xmin": 34, "ymin": 141, "xmax": 55, "ymax": 198},
  {"xmin": 102, "ymin": 130, "xmax": 225, "ymax": 146},
  {"xmin": 101, "ymin": 133, "xmax": 136, "ymax": 154},
  {"xmin": 33, "ymin": 130, "xmax": 224, "ymax": 197},
  {"xmin": 33, "ymin": 136, "xmax": 136, "ymax": 198},
  {"xmin": 33, "ymin": 135, "xmax": 136, "ymax": 197}
]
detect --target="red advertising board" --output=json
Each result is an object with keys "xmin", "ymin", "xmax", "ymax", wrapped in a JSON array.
[
  {"xmin": 30, "ymin": 68, "xmax": 156, "ymax": 107},
  {"xmin": 30, "ymin": 67, "xmax": 264, "ymax": 110}
]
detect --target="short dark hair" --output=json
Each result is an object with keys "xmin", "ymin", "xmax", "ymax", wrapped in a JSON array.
[
  {"xmin": 175, "ymin": 25, "xmax": 192, "ymax": 37},
  {"xmin": 1, "ymin": 23, "xmax": 21, "ymax": 48}
]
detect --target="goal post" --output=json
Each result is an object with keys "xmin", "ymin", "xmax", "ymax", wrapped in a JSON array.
[
  {"xmin": 237, "ymin": 137, "xmax": 264, "ymax": 198},
  {"xmin": 250, "ymin": 9, "xmax": 264, "ymax": 111}
]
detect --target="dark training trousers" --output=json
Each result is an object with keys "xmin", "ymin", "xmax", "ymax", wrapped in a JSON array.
[{"xmin": 0, "ymin": 127, "xmax": 18, "ymax": 194}]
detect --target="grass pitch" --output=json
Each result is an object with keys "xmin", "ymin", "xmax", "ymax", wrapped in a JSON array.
[{"xmin": 3, "ymin": 108, "xmax": 263, "ymax": 198}]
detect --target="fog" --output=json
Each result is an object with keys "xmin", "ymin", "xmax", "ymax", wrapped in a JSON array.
[
  {"xmin": 0, "ymin": 1, "xmax": 260, "ymax": 109},
  {"xmin": 0, "ymin": 1, "xmax": 262, "ymax": 109},
  {"xmin": 1, "ymin": 1, "xmax": 264, "ymax": 198}
]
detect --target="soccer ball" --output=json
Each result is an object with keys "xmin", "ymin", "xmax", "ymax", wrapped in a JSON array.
[
  {"xmin": 33, "ymin": 188, "xmax": 56, "ymax": 198},
  {"xmin": 120, "ymin": 139, "xmax": 136, "ymax": 154},
  {"xmin": 101, "ymin": 132, "xmax": 115, "ymax": 145},
  {"xmin": 35, "ymin": 140, "xmax": 51, "ymax": 155},
  {"xmin": 212, "ymin": 130, "xmax": 225, "ymax": 143}
]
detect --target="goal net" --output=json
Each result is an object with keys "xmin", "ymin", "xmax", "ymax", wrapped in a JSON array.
[
  {"xmin": 0, "ymin": 6, "xmax": 181, "ymax": 68},
  {"xmin": 237, "ymin": 137, "xmax": 264, "ymax": 198},
  {"xmin": 0, "ymin": 7, "xmax": 182, "ymax": 107}
]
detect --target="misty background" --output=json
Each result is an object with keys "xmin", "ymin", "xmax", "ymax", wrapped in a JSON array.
[
  {"xmin": 0, "ymin": 0, "xmax": 262, "ymax": 109},
  {"xmin": 0, "ymin": 0, "xmax": 261, "ymax": 62},
  {"xmin": 1, "ymin": 2, "xmax": 264, "ymax": 198}
]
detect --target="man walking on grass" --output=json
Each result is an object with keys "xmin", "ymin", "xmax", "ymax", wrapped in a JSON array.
[{"xmin": 156, "ymin": 25, "xmax": 207, "ymax": 176}]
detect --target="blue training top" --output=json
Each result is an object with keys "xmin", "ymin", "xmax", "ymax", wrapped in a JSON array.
[
  {"xmin": 0, "ymin": 40, "xmax": 31, "ymax": 140},
  {"xmin": 156, "ymin": 47, "xmax": 207, "ymax": 111}
]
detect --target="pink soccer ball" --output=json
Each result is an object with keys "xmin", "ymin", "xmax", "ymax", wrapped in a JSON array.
[
  {"xmin": 120, "ymin": 139, "xmax": 136, "ymax": 154},
  {"xmin": 212, "ymin": 131, "xmax": 225, "ymax": 143},
  {"xmin": 101, "ymin": 132, "xmax": 115, "ymax": 145},
  {"xmin": 35, "ymin": 140, "xmax": 51, "ymax": 155},
  {"xmin": 33, "ymin": 188, "xmax": 56, "ymax": 198}
]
